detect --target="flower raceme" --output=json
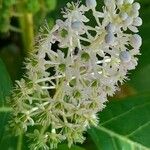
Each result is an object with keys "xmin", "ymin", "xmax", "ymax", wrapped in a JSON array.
[{"xmin": 10, "ymin": 0, "xmax": 142, "ymax": 149}]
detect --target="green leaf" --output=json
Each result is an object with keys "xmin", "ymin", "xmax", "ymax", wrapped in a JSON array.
[
  {"xmin": 26, "ymin": 0, "xmax": 40, "ymax": 14},
  {"xmin": 129, "ymin": 65, "xmax": 150, "ymax": 93},
  {"xmin": 128, "ymin": 3, "xmax": 150, "ymax": 93},
  {"xmin": 0, "ymin": 59, "xmax": 14, "ymax": 149},
  {"xmin": 57, "ymin": 144, "xmax": 85, "ymax": 150},
  {"xmin": 44, "ymin": 0, "xmax": 57, "ymax": 11},
  {"xmin": 88, "ymin": 94, "xmax": 150, "ymax": 150},
  {"xmin": 0, "ymin": 126, "xmax": 18, "ymax": 150},
  {"xmin": 0, "ymin": 58, "xmax": 12, "ymax": 106}
]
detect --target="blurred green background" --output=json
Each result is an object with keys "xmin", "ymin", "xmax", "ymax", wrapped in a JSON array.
[{"xmin": 0, "ymin": 0, "xmax": 150, "ymax": 149}]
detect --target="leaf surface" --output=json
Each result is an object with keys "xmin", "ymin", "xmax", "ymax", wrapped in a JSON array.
[{"xmin": 89, "ymin": 95, "xmax": 150, "ymax": 150}]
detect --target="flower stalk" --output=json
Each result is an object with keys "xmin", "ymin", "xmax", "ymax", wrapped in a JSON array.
[{"xmin": 19, "ymin": 13, "xmax": 34, "ymax": 55}]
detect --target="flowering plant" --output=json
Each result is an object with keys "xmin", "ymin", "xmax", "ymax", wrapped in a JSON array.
[{"xmin": 10, "ymin": 0, "xmax": 142, "ymax": 149}]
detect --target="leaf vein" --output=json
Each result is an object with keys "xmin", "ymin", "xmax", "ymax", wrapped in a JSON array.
[
  {"xmin": 101, "ymin": 102, "xmax": 150, "ymax": 126},
  {"xmin": 97, "ymin": 126, "xmax": 150, "ymax": 150},
  {"xmin": 126, "ymin": 121, "xmax": 150, "ymax": 137}
]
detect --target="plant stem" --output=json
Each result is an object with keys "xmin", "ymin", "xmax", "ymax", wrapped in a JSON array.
[
  {"xmin": 17, "ymin": 132, "xmax": 23, "ymax": 150},
  {"xmin": 35, "ymin": 75, "xmax": 65, "ymax": 83},
  {"xmin": 11, "ymin": 12, "xmax": 23, "ymax": 17},
  {"xmin": 42, "ymin": 86, "xmax": 56, "ymax": 90},
  {"xmin": 19, "ymin": 13, "xmax": 34, "ymax": 55},
  {"xmin": 0, "ymin": 107, "xmax": 12, "ymax": 112},
  {"xmin": 29, "ymin": 101, "xmax": 50, "ymax": 114},
  {"xmin": 9, "ymin": 25, "xmax": 22, "ymax": 33}
]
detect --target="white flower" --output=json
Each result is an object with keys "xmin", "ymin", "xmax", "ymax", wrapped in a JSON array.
[
  {"xmin": 119, "ymin": 51, "xmax": 131, "ymax": 63},
  {"xmin": 130, "ymin": 34, "xmax": 142, "ymax": 49},
  {"xmin": 119, "ymin": 12, "xmax": 128, "ymax": 20},
  {"xmin": 133, "ymin": 17, "xmax": 142, "ymax": 26},
  {"xmin": 10, "ymin": 0, "xmax": 142, "ymax": 149},
  {"xmin": 116, "ymin": 0, "xmax": 124, "ymax": 6},
  {"xmin": 124, "ymin": 17, "xmax": 133, "ymax": 26},
  {"xmin": 124, "ymin": 0, "xmax": 134, "ymax": 4},
  {"xmin": 105, "ymin": 32, "xmax": 115, "ymax": 45},
  {"xmin": 105, "ymin": 23, "xmax": 116, "ymax": 33},
  {"xmin": 86, "ymin": 0, "xmax": 97, "ymax": 9},
  {"xmin": 133, "ymin": 2, "xmax": 140, "ymax": 10},
  {"xmin": 71, "ymin": 21, "xmax": 83, "ymax": 31}
]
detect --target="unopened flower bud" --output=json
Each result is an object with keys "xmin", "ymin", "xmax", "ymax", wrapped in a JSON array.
[
  {"xmin": 130, "ymin": 34, "xmax": 142, "ymax": 49},
  {"xmin": 119, "ymin": 51, "xmax": 131, "ymax": 63},
  {"xmin": 105, "ymin": 33, "xmax": 115, "ymax": 45},
  {"xmin": 56, "ymin": 19, "xmax": 64, "ymax": 27},
  {"xmin": 105, "ymin": 23, "xmax": 116, "ymax": 33},
  {"xmin": 86, "ymin": 0, "xmax": 97, "ymax": 9},
  {"xmin": 71, "ymin": 21, "xmax": 82, "ymax": 31},
  {"xmin": 81, "ymin": 52, "xmax": 90, "ymax": 61}
]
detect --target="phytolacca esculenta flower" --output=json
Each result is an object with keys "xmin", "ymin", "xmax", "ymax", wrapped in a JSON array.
[{"xmin": 10, "ymin": 0, "xmax": 142, "ymax": 149}]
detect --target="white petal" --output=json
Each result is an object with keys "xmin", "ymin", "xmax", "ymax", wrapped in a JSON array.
[{"xmin": 128, "ymin": 25, "xmax": 139, "ymax": 33}]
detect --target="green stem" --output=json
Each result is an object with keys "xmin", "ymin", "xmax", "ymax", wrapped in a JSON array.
[
  {"xmin": 0, "ymin": 107, "xmax": 12, "ymax": 112},
  {"xmin": 11, "ymin": 12, "xmax": 23, "ymax": 17},
  {"xmin": 41, "ymin": 125, "xmax": 48, "ymax": 135},
  {"xmin": 17, "ymin": 132, "xmax": 23, "ymax": 150},
  {"xmin": 9, "ymin": 25, "xmax": 22, "ymax": 33},
  {"xmin": 19, "ymin": 13, "xmax": 34, "ymax": 55}
]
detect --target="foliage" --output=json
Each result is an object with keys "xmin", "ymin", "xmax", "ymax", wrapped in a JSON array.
[
  {"xmin": 0, "ymin": 0, "xmax": 57, "ymax": 32},
  {"xmin": 89, "ymin": 94, "xmax": 150, "ymax": 150},
  {"xmin": 0, "ymin": 0, "xmax": 150, "ymax": 149},
  {"xmin": 0, "ymin": 0, "xmax": 57, "ymax": 55}
]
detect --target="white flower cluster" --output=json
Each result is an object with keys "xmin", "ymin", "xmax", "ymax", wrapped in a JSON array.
[{"xmin": 10, "ymin": 0, "xmax": 142, "ymax": 149}]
